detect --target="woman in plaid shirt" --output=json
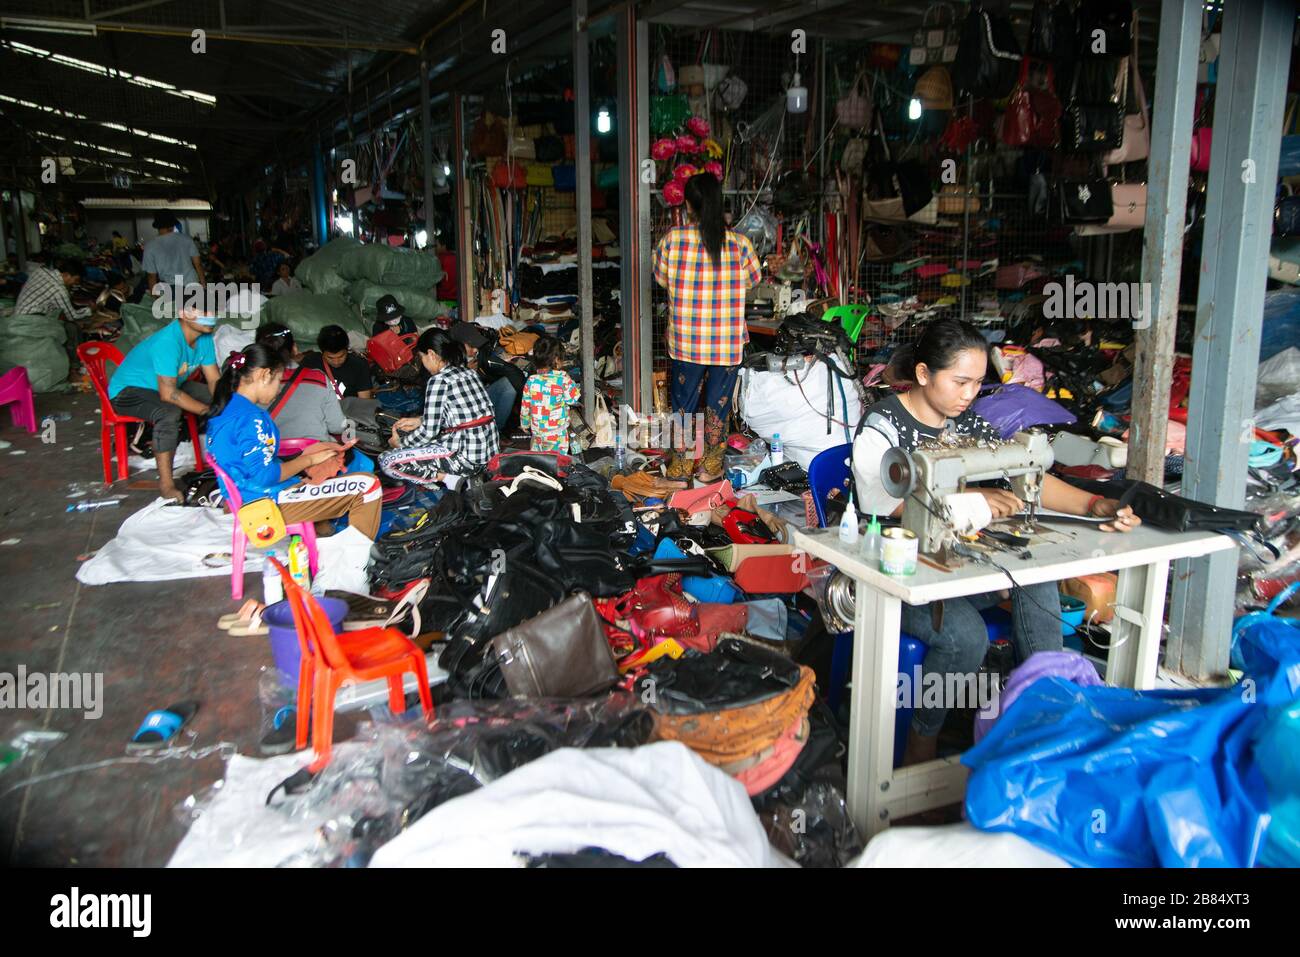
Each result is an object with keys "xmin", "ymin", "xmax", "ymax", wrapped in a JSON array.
[
  {"xmin": 653, "ymin": 173, "xmax": 762, "ymax": 481},
  {"xmin": 379, "ymin": 329, "xmax": 499, "ymax": 486}
]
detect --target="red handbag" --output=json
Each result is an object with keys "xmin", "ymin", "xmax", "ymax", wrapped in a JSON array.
[
  {"xmin": 1002, "ymin": 58, "xmax": 1062, "ymax": 149},
  {"xmin": 615, "ymin": 574, "xmax": 749, "ymax": 652},
  {"xmin": 1190, "ymin": 127, "xmax": 1212, "ymax": 173},
  {"xmin": 366, "ymin": 330, "xmax": 419, "ymax": 374},
  {"xmin": 491, "ymin": 159, "xmax": 527, "ymax": 190}
]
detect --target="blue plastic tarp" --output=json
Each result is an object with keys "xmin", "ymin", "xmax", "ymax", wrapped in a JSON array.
[{"xmin": 962, "ymin": 614, "xmax": 1300, "ymax": 868}]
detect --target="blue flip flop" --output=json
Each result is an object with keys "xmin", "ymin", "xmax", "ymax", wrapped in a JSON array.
[{"xmin": 127, "ymin": 701, "xmax": 198, "ymax": 753}]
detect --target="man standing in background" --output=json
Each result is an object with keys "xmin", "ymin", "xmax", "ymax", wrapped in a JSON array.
[{"xmin": 143, "ymin": 210, "xmax": 204, "ymax": 295}]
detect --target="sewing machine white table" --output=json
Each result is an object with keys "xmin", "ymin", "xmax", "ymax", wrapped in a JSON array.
[{"xmin": 790, "ymin": 523, "xmax": 1239, "ymax": 840}]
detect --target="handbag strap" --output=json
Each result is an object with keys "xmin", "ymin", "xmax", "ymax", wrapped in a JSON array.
[{"xmin": 1130, "ymin": 11, "xmax": 1148, "ymax": 118}]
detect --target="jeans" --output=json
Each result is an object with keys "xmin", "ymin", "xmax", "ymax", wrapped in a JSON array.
[
  {"xmin": 902, "ymin": 581, "xmax": 1063, "ymax": 737},
  {"xmin": 486, "ymin": 377, "xmax": 517, "ymax": 431},
  {"xmin": 109, "ymin": 381, "xmax": 211, "ymax": 453}
]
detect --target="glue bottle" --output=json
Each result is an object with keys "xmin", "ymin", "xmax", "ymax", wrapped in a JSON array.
[
  {"xmin": 838, "ymin": 492, "xmax": 860, "ymax": 546},
  {"xmin": 861, "ymin": 512, "xmax": 882, "ymax": 563}
]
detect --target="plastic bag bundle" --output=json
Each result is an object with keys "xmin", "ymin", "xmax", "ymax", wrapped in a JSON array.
[
  {"xmin": 0, "ymin": 313, "xmax": 68, "ymax": 392},
  {"xmin": 338, "ymin": 244, "xmax": 443, "ymax": 289},
  {"xmin": 294, "ymin": 237, "xmax": 360, "ymax": 295},
  {"xmin": 261, "ymin": 291, "xmax": 367, "ymax": 344},
  {"xmin": 347, "ymin": 280, "xmax": 444, "ymax": 321}
]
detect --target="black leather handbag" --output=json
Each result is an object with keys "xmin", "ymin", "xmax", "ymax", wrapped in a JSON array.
[
  {"xmin": 1064, "ymin": 479, "xmax": 1263, "ymax": 533},
  {"xmin": 1062, "ymin": 103, "xmax": 1125, "ymax": 151},
  {"xmin": 1077, "ymin": 0, "xmax": 1133, "ymax": 57},
  {"xmin": 952, "ymin": 4, "xmax": 1024, "ymax": 99},
  {"xmin": 1051, "ymin": 178, "xmax": 1115, "ymax": 224}
]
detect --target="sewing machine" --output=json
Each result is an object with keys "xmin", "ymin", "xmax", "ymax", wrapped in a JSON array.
[
  {"xmin": 880, "ymin": 431, "xmax": 1055, "ymax": 554},
  {"xmin": 748, "ymin": 281, "xmax": 794, "ymax": 318}
]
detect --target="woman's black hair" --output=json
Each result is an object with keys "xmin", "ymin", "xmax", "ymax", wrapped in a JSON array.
[
  {"xmin": 529, "ymin": 335, "xmax": 564, "ymax": 371},
  {"xmin": 254, "ymin": 321, "xmax": 296, "ymax": 364},
  {"xmin": 415, "ymin": 327, "xmax": 466, "ymax": 368},
  {"xmin": 684, "ymin": 172, "xmax": 725, "ymax": 267},
  {"xmin": 886, "ymin": 318, "xmax": 990, "ymax": 385},
  {"xmin": 210, "ymin": 342, "xmax": 285, "ymax": 417}
]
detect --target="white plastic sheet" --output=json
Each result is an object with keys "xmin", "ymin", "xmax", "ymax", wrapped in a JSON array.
[
  {"xmin": 850, "ymin": 823, "xmax": 1071, "ymax": 868},
  {"xmin": 738, "ymin": 363, "xmax": 861, "ymax": 471},
  {"xmin": 369, "ymin": 742, "xmax": 795, "ymax": 868}
]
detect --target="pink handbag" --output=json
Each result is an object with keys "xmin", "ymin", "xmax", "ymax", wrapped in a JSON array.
[
  {"xmin": 1074, "ymin": 182, "xmax": 1147, "ymax": 235},
  {"xmin": 995, "ymin": 263, "xmax": 1044, "ymax": 289},
  {"xmin": 1104, "ymin": 12, "xmax": 1149, "ymax": 164},
  {"xmin": 668, "ymin": 479, "xmax": 736, "ymax": 516},
  {"xmin": 1190, "ymin": 127, "xmax": 1212, "ymax": 173}
]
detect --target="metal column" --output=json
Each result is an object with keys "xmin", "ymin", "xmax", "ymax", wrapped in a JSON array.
[
  {"xmin": 1167, "ymin": 0, "xmax": 1295, "ymax": 678},
  {"xmin": 452, "ymin": 93, "xmax": 475, "ymax": 322},
  {"xmin": 616, "ymin": 7, "xmax": 652, "ymax": 414},
  {"xmin": 310, "ymin": 142, "xmax": 328, "ymax": 247},
  {"xmin": 420, "ymin": 56, "xmax": 435, "ymax": 251},
  {"xmin": 1127, "ymin": 2, "xmax": 1200, "ymax": 487},
  {"xmin": 574, "ymin": 0, "xmax": 596, "ymax": 422}
]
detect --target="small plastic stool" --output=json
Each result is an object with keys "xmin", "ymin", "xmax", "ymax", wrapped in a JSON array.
[{"xmin": 0, "ymin": 367, "xmax": 37, "ymax": 434}]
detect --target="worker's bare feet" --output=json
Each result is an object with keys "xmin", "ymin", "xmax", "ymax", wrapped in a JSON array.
[
  {"xmin": 159, "ymin": 483, "xmax": 185, "ymax": 505},
  {"xmin": 901, "ymin": 728, "xmax": 939, "ymax": 767}
]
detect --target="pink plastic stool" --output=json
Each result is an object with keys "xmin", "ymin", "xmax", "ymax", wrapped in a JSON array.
[{"xmin": 0, "ymin": 367, "xmax": 37, "ymax": 434}]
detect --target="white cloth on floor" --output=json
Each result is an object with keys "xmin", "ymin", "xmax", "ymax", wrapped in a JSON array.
[
  {"xmin": 1256, "ymin": 392, "xmax": 1300, "ymax": 434},
  {"xmin": 128, "ymin": 442, "xmax": 197, "ymax": 475},
  {"xmin": 369, "ymin": 742, "xmax": 794, "ymax": 868},
  {"xmin": 850, "ymin": 823, "xmax": 1071, "ymax": 868},
  {"xmin": 76, "ymin": 499, "xmax": 369, "ymax": 586}
]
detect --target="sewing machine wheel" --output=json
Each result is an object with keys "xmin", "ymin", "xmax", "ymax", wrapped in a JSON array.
[{"xmin": 879, "ymin": 446, "xmax": 916, "ymax": 499}]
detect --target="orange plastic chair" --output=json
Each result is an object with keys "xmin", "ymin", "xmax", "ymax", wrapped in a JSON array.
[
  {"xmin": 78, "ymin": 341, "xmax": 205, "ymax": 483},
  {"xmin": 269, "ymin": 558, "xmax": 433, "ymax": 767}
]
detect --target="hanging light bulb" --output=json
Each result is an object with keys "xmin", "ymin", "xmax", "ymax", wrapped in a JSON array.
[
  {"xmin": 787, "ymin": 72, "xmax": 808, "ymax": 113},
  {"xmin": 596, "ymin": 108, "xmax": 612, "ymax": 134},
  {"xmin": 908, "ymin": 97, "xmax": 922, "ymax": 121},
  {"xmin": 415, "ymin": 229, "xmax": 428, "ymax": 248},
  {"xmin": 443, "ymin": 163, "xmax": 451, "ymax": 177},
  {"xmin": 336, "ymin": 212, "xmax": 354, "ymax": 235}
]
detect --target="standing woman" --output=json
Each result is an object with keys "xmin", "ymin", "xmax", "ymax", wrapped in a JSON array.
[
  {"xmin": 653, "ymin": 173, "xmax": 762, "ymax": 481},
  {"xmin": 379, "ymin": 328, "xmax": 499, "ymax": 486}
]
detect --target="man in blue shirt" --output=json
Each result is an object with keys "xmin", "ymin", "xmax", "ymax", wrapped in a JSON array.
[{"xmin": 108, "ymin": 308, "xmax": 220, "ymax": 502}]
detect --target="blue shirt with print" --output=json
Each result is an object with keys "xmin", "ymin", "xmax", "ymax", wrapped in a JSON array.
[
  {"xmin": 108, "ymin": 320, "xmax": 216, "ymax": 399},
  {"xmin": 205, "ymin": 393, "xmax": 298, "ymax": 502}
]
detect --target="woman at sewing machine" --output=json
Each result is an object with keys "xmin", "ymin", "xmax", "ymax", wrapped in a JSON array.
[{"xmin": 852, "ymin": 319, "xmax": 1141, "ymax": 767}]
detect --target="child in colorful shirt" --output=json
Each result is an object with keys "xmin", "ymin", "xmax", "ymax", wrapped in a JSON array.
[{"xmin": 520, "ymin": 337, "xmax": 580, "ymax": 453}]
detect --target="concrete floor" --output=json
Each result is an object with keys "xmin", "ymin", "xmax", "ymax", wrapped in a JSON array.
[{"xmin": 0, "ymin": 391, "xmax": 280, "ymax": 866}]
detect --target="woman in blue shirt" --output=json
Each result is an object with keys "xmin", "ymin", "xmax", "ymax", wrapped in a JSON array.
[{"xmin": 206, "ymin": 343, "xmax": 382, "ymax": 539}]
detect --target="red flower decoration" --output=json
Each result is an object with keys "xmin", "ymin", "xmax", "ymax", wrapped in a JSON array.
[
  {"xmin": 686, "ymin": 116, "xmax": 711, "ymax": 138},
  {"xmin": 675, "ymin": 134, "xmax": 698, "ymax": 153},
  {"xmin": 673, "ymin": 163, "xmax": 698, "ymax": 182},
  {"xmin": 651, "ymin": 138, "xmax": 677, "ymax": 161},
  {"xmin": 704, "ymin": 160, "xmax": 724, "ymax": 180},
  {"xmin": 663, "ymin": 179, "xmax": 685, "ymax": 206}
]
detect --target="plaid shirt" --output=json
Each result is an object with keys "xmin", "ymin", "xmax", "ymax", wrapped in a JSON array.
[
  {"xmin": 14, "ymin": 267, "xmax": 90, "ymax": 320},
  {"xmin": 402, "ymin": 365, "xmax": 499, "ymax": 469},
  {"xmin": 653, "ymin": 226, "xmax": 761, "ymax": 366},
  {"xmin": 521, "ymin": 369, "xmax": 581, "ymax": 452}
]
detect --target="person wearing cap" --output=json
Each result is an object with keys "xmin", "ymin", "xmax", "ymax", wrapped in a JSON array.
[
  {"xmin": 448, "ymin": 320, "xmax": 524, "ymax": 431},
  {"xmin": 143, "ymin": 210, "xmax": 204, "ymax": 295},
  {"xmin": 107, "ymin": 308, "xmax": 220, "ymax": 503},
  {"xmin": 370, "ymin": 294, "xmax": 418, "ymax": 338}
]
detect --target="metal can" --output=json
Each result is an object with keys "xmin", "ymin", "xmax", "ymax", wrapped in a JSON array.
[{"xmin": 880, "ymin": 527, "xmax": 918, "ymax": 576}]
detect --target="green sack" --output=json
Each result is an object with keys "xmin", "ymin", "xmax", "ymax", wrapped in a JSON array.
[
  {"xmin": 650, "ymin": 94, "xmax": 691, "ymax": 136},
  {"xmin": 0, "ymin": 313, "xmax": 69, "ymax": 393},
  {"xmin": 338, "ymin": 244, "xmax": 443, "ymax": 289},
  {"xmin": 261, "ymin": 291, "xmax": 367, "ymax": 344},
  {"xmin": 55, "ymin": 242, "xmax": 85, "ymax": 261},
  {"xmin": 296, "ymin": 237, "xmax": 360, "ymax": 295},
  {"xmin": 119, "ymin": 297, "xmax": 172, "ymax": 345},
  {"xmin": 347, "ymin": 280, "xmax": 445, "ymax": 321}
]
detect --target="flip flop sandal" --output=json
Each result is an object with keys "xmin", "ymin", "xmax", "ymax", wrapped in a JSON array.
[
  {"xmin": 218, "ymin": 599, "xmax": 264, "ymax": 631},
  {"xmin": 228, "ymin": 609, "xmax": 269, "ymax": 637},
  {"xmin": 259, "ymin": 706, "xmax": 300, "ymax": 756},
  {"xmin": 127, "ymin": 700, "xmax": 199, "ymax": 753}
]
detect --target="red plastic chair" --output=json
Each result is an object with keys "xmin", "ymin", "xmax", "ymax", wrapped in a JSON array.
[
  {"xmin": 0, "ymin": 367, "xmax": 37, "ymax": 434},
  {"xmin": 269, "ymin": 558, "xmax": 433, "ymax": 768},
  {"xmin": 208, "ymin": 458, "xmax": 318, "ymax": 600},
  {"xmin": 78, "ymin": 341, "xmax": 205, "ymax": 484}
]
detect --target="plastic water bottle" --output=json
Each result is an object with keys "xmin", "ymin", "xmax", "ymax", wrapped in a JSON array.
[
  {"xmin": 66, "ymin": 498, "xmax": 122, "ymax": 512},
  {"xmin": 614, "ymin": 431, "xmax": 627, "ymax": 471},
  {"xmin": 263, "ymin": 551, "xmax": 284, "ymax": 606},
  {"xmin": 770, "ymin": 433, "xmax": 784, "ymax": 466}
]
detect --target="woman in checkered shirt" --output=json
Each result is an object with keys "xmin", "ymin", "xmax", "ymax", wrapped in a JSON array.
[
  {"xmin": 379, "ymin": 329, "xmax": 499, "ymax": 486},
  {"xmin": 653, "ymin": 173, "xmax": 762, "ymax": 482}
]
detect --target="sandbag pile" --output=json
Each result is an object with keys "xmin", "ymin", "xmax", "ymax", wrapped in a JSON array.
[
  {"xmin": 335, "ymin": 244, "xmax": 446, "ymax": 322},
  {"xmin": 294, "ymin": 237, "xmax": 360, "ymax": 296},
  {"xmin": 0, "ymin": 313, "xmax": 68, "ymax": 392},
  {"xmin": 261, "ymin": 290, "xmax": 368, "ymax": 344}
]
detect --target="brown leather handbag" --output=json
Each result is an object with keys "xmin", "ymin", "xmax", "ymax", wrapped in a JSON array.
[{"xmin": 492, "ymin": 592, "xmax": 619, "ymax": 698}]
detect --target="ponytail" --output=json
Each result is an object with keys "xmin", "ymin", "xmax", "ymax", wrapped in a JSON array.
[
  {"xmin": 886, "ymin": 319, "xmax": 989, "ymax": 384},
  {"xmin": 209, "ymin": 342, "xmax": 285, "ymax": 417},
  {"xmin": 684, "ymin": 172, "xmax": 725, "ymax": 267}
]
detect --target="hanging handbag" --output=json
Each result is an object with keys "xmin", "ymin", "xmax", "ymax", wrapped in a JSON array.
[
  {"xmin": 1002, "ymin": 58, "xmax": 1062, "ymax": 149},
  {"xmin": 951, "ymin": 3, "xmax": 1023, "ymax": 100},
  {"xmin": 534, "ymin": 135, "xmax": 564, "ymax": 163},
  {"xmin": 469, "ymin": 112, "xmax": 508, "ymax": 158},
  {"xmin": 1051, "ymin": 177, "xmax": 1115, "ymax": 224},
  {"xmin": 937, "ymin": 184, "xmax": 980, "ymax": 215},
  {"xmin": 1062, "ymin": 58, "xmax": 1126, "ymax": 152},
  {"xmin": 1029, "ymin": 0, "xmax": 1077, "ymax": 60},
  {"xmin": 1077, "ymin": 0, "xmax": 1133, "ymax": 57},
  {"xmin": 508, "ymin": 124, "xmax": 536, "ymax": 160},
  {"xmin": 1190, "ymin": 127, "xmax": 1212, "ymax": 173},
  {"xmin": 491, "ymin": 159, "xmax": 528, "ymax": 190},
  {"xmin": 840, "ymin": 135, "xmax": 868, "ymax": 174},
  {"xmin": 1276, "ymin": 185, "xmax": 1300, "ymax": 237},
  {"xmin": 524, "ymin": 162, "xmax": 554, "ymax": 187},
  {"xmin": 1075, "ymin": 180, "xmax": 1147, "ymax": 233},
  {"xmin": 1104, "ymin": 17, "xmax": 1149, "ymax": 164},
  {"xmin": 835, "ymin": 70, "xmax": 873, "ymax": 130}
]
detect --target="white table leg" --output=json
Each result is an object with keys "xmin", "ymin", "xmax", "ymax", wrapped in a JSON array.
[
  {"xmin": 1108, "ymin": 559, "xmax": 1169, "ymax": 690},
  {"xmin": 846, "ymin": 577, "xmax": 902, "ymax": 840}
]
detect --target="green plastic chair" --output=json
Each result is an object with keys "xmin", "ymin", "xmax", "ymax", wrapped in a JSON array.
[{"xmin": 820, "ymin": 304, "xmax": 871, "ymax": 343}]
